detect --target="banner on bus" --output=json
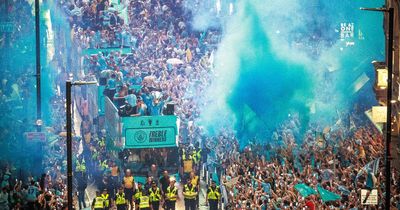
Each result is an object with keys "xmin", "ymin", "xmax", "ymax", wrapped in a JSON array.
[{"xmin": 123, "ymin": 115, "xmax": 178, "ymax": 149}]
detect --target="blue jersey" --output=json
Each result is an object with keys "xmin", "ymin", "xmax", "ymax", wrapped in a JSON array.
[{"xmin": 26, "ymin": 185, "xmax": 39, "ymax": 201}]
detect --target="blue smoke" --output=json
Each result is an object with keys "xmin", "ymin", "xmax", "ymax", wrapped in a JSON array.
[
  {"xmin": 0, "ymin": 0, "xmax": 66, "ymax": 175},
  {"xmin": 193, "ymin": 0, "xmax": 384, "ymax": 144}
]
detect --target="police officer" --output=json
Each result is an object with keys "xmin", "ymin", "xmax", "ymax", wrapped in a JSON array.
[
  {"xmin": 76, "ymin": 156, "xmax": 86, "ymax": 174},
  {"xmin": 183, "ymin": 179, "xmax": 197, "ymax": 210},
  {"xmin": 99, "ymin": 159, "xmax": 108, "ymax": 172},
  {"xmin": 101, "ymin": 189, "xmax": 111, "ymax": 210},
  {"xmin": 189, "ymin": 171, "xmax": 199, "ymax": 208},
  {"xmin": 165, "ymin": 177, "xmax": 178, "ymax": 210},
  {"xmin": 182, "ymin": 148, "xmax": 193, "ymax": 181},
  {"xmin": 138, "ymin": 191, "xmax": 150, "ymax": 210},
  {"xmin": 148, "ymin": 181, "xmax": 161, "ymax": 210},
  {"xmin": 92, "ymin": 191, "xmax": 105, "ymax": 210},
  {"xmin": 115, "ymin": 187, "xmax": 127, "ymax": 210},
  {"xmin": 133, "ymin": 182, "xmax": 144, "ymax": 210},
  {"xmin": 206, "ymin": 180, "xmax": 220, "ymax": 210}
]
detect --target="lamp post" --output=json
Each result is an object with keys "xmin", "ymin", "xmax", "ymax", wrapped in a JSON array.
[
  {"xmin": 361, "ymin": 7, "xmax": 394, "ymax": 209},
  {"xmin": 34, "ymin": 0, "xmax": 41, "ymax": 132},
  {"xmin": 66, "ymin": 80, "xmax": 97, "ymax": 210}
]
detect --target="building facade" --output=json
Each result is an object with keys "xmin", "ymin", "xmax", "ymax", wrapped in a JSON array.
[{"xmin": 372, "ymin": 0, "xmax": 400, "ymax": 134}]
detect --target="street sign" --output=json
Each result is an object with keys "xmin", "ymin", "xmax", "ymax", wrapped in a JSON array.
[
  {"xmin": 361, "ymin": 189, "xmax": 378, "ymax": 205},
  {"xmin": 25, "ymin": 132, "xmax": 46, "ymax": 142}
]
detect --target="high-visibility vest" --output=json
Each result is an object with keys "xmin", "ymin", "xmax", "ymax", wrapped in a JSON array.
[
  {"xmin": 99, "ymin": 138, "xmax": 106, "ymax": 147},
  {"xmin": 182, "ymin": 148, "xmax": 188, "ymax": 160},
  {"xmin": 166, "ymin": 186, "xmax": 177, "ymax": 201},
  {"xmin": 92, "ymin": 150, "xmax": 98, "ymax": 160},
  {"xmin": 196, "ymin": 149, "xmax": 202, "ymax": 161},
  {"xmin": 76, "ymin": 159, "xmax": 86, "ymax": 172},
  {"xmin": 134, "ymin": 189, "xmax": 143, "ymax": 200},
  {"xmin": 207, "ymin": 186, "xmax": 220, "ymax": 200},
  {"xmin": 149, "ymin": 187, "xmax": 161, "ymax": 202},
  {"xmin": 93, "ymin": 196, "xmax": 105, "ymax": 209},
  {"xmin": 183, "ymin": 159, "xmax": 193, "ymax": 173},
  {"xmin": 183, "ymin": 184, "xmax": 197, "ymax": 199},
  {"xmin": 139, "ymin": 196, "xmax": 150, "ymax": 209},
  {"xmin": 192, "ymin": 150, "xmax": 198, "ymax": 164},
  {"xmin": 191, "ymin": 176, "xmax": 199, "ymax": 187},
  {"xmin": 100, "ymin": 160, "xmax": 108, "ymax": 171},
  {"xmin": 115, "ymin": 193, "xmax": 126, "ymax": 205},
  {"xmin": 101, "ymin": 193, "xmax": 109, "ymax": 207},
  {"xmin": 123, "ymin": 176, "xmax": 134, "ymax": 189}
]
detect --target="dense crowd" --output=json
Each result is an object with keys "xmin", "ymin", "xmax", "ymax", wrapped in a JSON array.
[
  {"xmin": 1, "ymin": 0, "xmax": 400, "ymax": 209},
  {"xmin": 210, "ymin": 113, "xmax": 400, "ymax": 209}
]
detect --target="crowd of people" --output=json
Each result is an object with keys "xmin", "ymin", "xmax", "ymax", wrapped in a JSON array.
[
  {"xmin": 209, "ymin": 112, "xmax": 400, "ymax": 209},
  {"xmin": 69, "ymin": 0, "xmax": 220, "ymax": 120},
  {"xmin": 1, "ymin": 0, "xmax": 400, "ymax": 209}
]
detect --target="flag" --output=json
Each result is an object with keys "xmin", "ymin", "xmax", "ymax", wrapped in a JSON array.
[
  {"xmin": 337, "ymin": 185, "xmax": 351, "ymax": 195},
  {"xmin": 349, "ymin": 116, "xmax": 356, "ymax": 131},
  {"xmin": 370, "ymin": 158, "xmax": 380, "ymax": 175},
  {"xmin": 356, "ymin": 158, "xmax": 380, "ymax": 180},
  {"xmin": 294, "ymin": 183, "xmax": 317, "ymax": 198},
  {"xmin": 317, "ymin": 184, "xmax": 341, "ymax": 202}
]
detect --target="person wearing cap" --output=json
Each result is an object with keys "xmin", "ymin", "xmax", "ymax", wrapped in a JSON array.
[
  {"xmin": 206, "ymin": 180, "xmax": 220, "ymax": 210},
  {"xmin": 165, "ymin": 177, "xmax": 178, "ymax": 210},
  {"xmin": 75, "ymin": 155, "xmax": 86, "ymax": 174},
  {"xmin": 192, "ymin": 142, "xmax": 202, "ymax": 172},
  {"xmin": 183, "ymin": 179, "xmax": 197, "ymax": 210},
  {"xmin": 92, "ymin": 191, "xmax": 105, "ymax": 210},
  {"xmin": 148, "ymin": 181, "xmax": 161, "ymax": 210},
  {"xmin": 106, "ymin": 73, "xmax": 117, "ymax": 99},
  {"xmin": 138, "ymin": 190, "xmax": 150, "ymax": 210},
  {"xmin": 115, "ymin": 187, "xmax": 127, "ymax": 210},
  {"xmin": 133, "ymin": 182, "xmax": 144, "ymax": 210},
  {"xmin": 101, "ymin": 189, "xmax": 111, "ymax": 210},
  {"xmin": 144, "ymin": 176, "xmax": 153, "ymax": 193}
]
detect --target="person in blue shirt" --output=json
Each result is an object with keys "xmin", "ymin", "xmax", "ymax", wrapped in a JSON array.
[
  {"xmin": 125, "ymin": 90, "xmax": 137, "ymax": 107},
  {"xmin": 131, "ymin": 72, "xmax": 143, "ymax": 85},
  {"xmin": 132, "ymin": 96, "xmax": 147, "ymax": 116},
  {"xmin": 26, "ymin": 181, "xmax": 39, "ymax": 209},
  {"xmin": 107, "ymin": 73, "xmax": 117, "ymax": 89},
  {"xmin": 141, "ymin": 87, "xmax": 154, "ymax": 109},
  {"xmin": 121, "ymin": 27, "xmax": 131, "ymax": 47},
  {"xmin": 98, "ymin": 53, "xmax": 108, "ymax": 70},
  {"xmin": 148, "ymin": 98, "xmax": 165, "ymax": 116}
]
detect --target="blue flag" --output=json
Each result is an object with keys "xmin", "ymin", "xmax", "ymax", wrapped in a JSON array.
[
  {"xmin": 294, "ymin": 183, "xmax": 317, "ymax": 197},
  {"xmin": 317, "ymin": 184, "xmax": 341, "ymax": 202}
]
